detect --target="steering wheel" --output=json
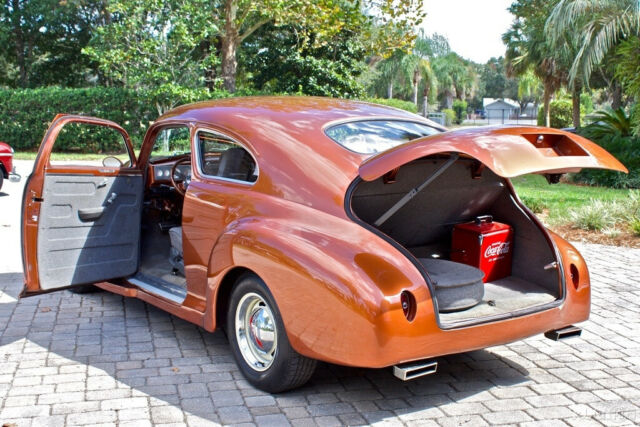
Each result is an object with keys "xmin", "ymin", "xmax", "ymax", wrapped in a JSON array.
[{"xmin": 170, "ymin": 156, "xmax": 192, "ymax": 196}]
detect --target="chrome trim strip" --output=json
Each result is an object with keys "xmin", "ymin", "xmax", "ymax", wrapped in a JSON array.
[
  {"xmin": 129, "ymin": 277, "xmax": 186, "ymax": 304},
  {"xmin": 192, "ymin": 127, "xmax": 258, "ymax": 186}
]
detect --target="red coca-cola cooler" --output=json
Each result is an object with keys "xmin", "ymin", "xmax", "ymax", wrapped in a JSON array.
[{"xmin": 451, "ymin": 215, "xmax": 513, "ymax": 282}]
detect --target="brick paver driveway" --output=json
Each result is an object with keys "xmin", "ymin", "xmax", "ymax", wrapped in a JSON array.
[{"xmin": 1, "ymin": 161, "xmax": 639, "ymax": 426}]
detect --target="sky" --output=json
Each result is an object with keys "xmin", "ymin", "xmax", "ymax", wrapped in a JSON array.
[{"xmin": 421, "ymin": 0, "xmax": 514, "ymax": 64}]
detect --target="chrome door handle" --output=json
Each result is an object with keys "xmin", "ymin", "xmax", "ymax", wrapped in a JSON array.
[{"xmin": 106, "ymin": 192, "xmax": 118, "ymax": 204}]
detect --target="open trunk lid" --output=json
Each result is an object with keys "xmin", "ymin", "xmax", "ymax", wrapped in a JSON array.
[{"xmin": 359, "ymin": 126, "xmax": 628, "ymax": 181}]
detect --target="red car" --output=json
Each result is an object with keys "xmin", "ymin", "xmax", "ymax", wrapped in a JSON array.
[{"xmin": 0, "ymin": 141, "xmax": 21, "ymax": 190}]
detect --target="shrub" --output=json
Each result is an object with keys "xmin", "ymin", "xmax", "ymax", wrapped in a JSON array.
[
  {"xmin": 568, "ymin": 199, "xmax": 619, "ymax": 231},
  {"xmin": 363, "ymin": 98, "xmax": 417, "ymax": 113},
  {"xmin": 630, "ymin": 217, "xmax": 640, "ymax": 236},
  {"xmin": 520, "ymin": 196, "xmax": 547, "ymax": 214},
  {"xmin": 452, "ymin": 99, "xmax": 467, "ymax": 124},
  {"xmin": 582, "ymin": 108, "xmax": 632, "ymax": 138},
  {"xmin": 571, "ymin": 132, "xmax": 640, "ymax": 188},
  {"xmin": 632, "ymin": 102, "xmax": 640, "ymax": 137},
  {"xmin": 0, "ymin": 87, "xmax": 253, "ymax": 152},
  {"xmin": 442, "ymin": 109, "xmax": 456, "ymax": 127},
  {"xmin": 537, "ymin": 99, "xmax": 583, "ymax": 128}
]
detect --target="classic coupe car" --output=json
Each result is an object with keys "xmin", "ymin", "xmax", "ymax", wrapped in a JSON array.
[
  {"xmin": 0, "ymin": 141, "xmax": 21, "ymax": 190},
  {"xmin": 21, "ymin": 97, "xmax": 626, "ymax": 392}
]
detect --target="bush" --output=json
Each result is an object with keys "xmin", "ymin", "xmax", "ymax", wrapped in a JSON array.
[
  {"xmin": 630, "ymin": 217, "xmax": 640, "ymax": 236},
  {"xmin": 452, "ymin": 99, "xmax": 467, "ymax": 124},
  {"xmin": 537, "ymin": 99, "xmax": 583, "ymax": 128},
  {"xmin": 0, "ymin": 87, "xmax": 244, "ymax": 152},
  {"xmin": 571, "ymin": 133, "xmax": 640, "ymax": 188},
  {"xmin": 442, "ymin": 109, "xmax": 456, "ymax": 127},
  {"xmin": 568, "ymin": 191, "xmax": 640, "ymax": 231},
  {"xmin": 569, "ymin": 199, "xmax": 619, "ymax": 231},
  {"xmin": 520, "ymin": 196, "xmax": 547, "ymax": 214},
  {"xmin": 632, "ymin": 102, "xmax": 640, "ymax": 137},
  {"xmin": 363, "ymin": 98, "xmax": 417, "ymax": 113}
]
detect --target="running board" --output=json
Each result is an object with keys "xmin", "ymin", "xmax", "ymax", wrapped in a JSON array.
[
  {"xmin": 393, "ymin": 360, "xmax": 438, "ymax": 381},
  {"xmin": 129, "ymin": 275, "xmax": 186, "ymax": 304},
  {"xmin": 544, "ymin": 325, "xmax": 582, "ymax": 341}
]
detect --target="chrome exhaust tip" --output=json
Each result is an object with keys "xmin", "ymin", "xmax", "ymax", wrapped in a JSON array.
[
  {"xmin": 544, "ymin": 325, "xmax": 582, "ymax": 341},
  {"xmin": 392, "ymin": 360, "xmax": 438, "ymax": 381}
]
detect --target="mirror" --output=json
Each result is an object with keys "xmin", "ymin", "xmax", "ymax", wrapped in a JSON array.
[{"xmin": 102, "ymin": 156, "xmax": 124, "ymax": 168}]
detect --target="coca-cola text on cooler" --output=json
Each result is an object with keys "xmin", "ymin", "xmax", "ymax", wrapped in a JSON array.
[{"xmin": 484, "ymin": 241, "xmax": 510, "ymax": 259}]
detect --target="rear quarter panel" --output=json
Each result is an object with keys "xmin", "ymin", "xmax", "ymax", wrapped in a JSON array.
[{"xmin": 202, "ymin": 198, "xmax": 435, "ymax": 367}]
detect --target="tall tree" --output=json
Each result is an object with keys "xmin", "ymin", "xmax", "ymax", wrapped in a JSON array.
[
  {"xmin": 547, "ymin": 0, "xmax": 639, "ymax": 85},
  {"xmin": 432, "ymin": 53, "xmax": 475, "ymax": 109},
  {"xmin": 0, "ymin": 0, "xmax": 104, "ymax": 87},
  {"xmin": 242, "ymin": 24, "xmax": 366, "ymax": 97},
  {"xmin": 213, "ymin": 0, "xmax": 425, "ymax": 92},
  {"xmin": 480, "ymin": 57, "xmax": 519, "ymax": 101},
  {"xmin": 517, "ymin": 67, "xmax": 542, "ymax": 110},
  {"xmin": 503, "ymin": 0, "xmax": 567, "ymax": 126},
  {"xmin": 83, "ymin": 0, "xmax": 215, "ymax": 113}
]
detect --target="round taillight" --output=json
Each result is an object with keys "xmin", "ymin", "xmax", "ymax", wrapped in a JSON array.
[
  {"xmin": 400, "ymin": 291, "xmax": 416, "ymax": 322},
  {"xmin": 570, "ymin": 264, "xmax": 580, "ymax": 290}
]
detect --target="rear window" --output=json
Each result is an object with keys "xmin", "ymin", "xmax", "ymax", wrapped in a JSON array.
[{"xmin": 325, "ymin": 120, "xmax": 441, "ymax": 154}]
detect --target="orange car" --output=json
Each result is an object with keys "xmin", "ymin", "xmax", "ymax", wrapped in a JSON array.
[{"xmin": 21, "ymin": 97, "xmax": 627, "ymax": 392}]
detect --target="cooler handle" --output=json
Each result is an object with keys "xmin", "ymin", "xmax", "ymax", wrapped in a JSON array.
[{"xmin": 474, "ymin": 215, "xmax": 493, "ymax": 225}]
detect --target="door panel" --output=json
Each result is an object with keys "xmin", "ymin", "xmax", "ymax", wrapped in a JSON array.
[
  {"xmin": 37, "ymin": 174, "xmax": 143, "ymax": 290},
  {"xmin": 21, "ymin": 114, "xmax": 141, "ymax": 296}
]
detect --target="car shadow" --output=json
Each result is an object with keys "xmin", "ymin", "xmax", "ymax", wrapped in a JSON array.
[{"xmin": 0, "ymin": 272, "xmax": 531, "ymax": 424}]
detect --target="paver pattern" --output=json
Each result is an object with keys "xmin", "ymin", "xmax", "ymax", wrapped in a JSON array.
[{"xmin": 1, "ymin": 161, "xmax": 639, "ymax": 426}]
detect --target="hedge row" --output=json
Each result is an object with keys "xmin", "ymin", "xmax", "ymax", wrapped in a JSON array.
[
  {"xmin": 0, "ymin": 87, "xmax": 160, "ymax": 151},
  {"xmin": 0, "ymin": 87, "xmax": 420, "ymax": 153}
]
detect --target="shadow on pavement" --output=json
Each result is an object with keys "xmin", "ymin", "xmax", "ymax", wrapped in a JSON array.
[{"xmin": 0, "ymin": 271, "xmax": 531, "ymax": 424}]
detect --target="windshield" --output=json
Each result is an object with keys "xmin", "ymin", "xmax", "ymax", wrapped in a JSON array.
[{"xmin": 325, "ymin": 120, "xmax": 441, "ymax": 154}]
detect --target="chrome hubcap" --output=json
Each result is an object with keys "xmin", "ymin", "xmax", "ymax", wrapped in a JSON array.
[{"xmin": 235, "ymin": 293, "xmax": 277, "ymax": 371}]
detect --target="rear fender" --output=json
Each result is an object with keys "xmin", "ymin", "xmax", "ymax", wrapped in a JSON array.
[{"xmin": 205, "ymin": 215, "xmax": 433, "ymax": 365}]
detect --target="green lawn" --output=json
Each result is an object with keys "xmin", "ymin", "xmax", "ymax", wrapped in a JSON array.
[
  {"xmin": 14, "ymin": 151, "xmax": 141, "ymax": 161},
  {"xmin": 512, "ymin": 174, "xmax": 631, "ymax": 225}
]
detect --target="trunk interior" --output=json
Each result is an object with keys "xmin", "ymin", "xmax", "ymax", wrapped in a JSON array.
[{"xmin": 350, "ymin": 155, "xmax": 563, "ymax": 327}]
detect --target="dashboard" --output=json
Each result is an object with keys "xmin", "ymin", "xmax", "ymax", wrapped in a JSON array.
[{"xmin": 148, "ymin": 158, "xmax": 191, "ymax": 187}]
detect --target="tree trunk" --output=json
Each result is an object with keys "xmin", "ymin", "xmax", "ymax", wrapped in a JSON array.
[
  {"xmin": 387, "ymin": 82, "xmax": 393, "ymax": 99},
  {"xmin": 11, "ymin": 0, "xmax": 27, "ymax": 87},
  {"xmin": 202, "ymin": 40, "xmax": 217, "ymax": 91},
  {"xmin": 412, "ymin": 71, "xmax": 419, "ymax": 106},
  {"xmin": 572, "ymin": 80, "xmax": 582, "ymax": 128},
  {"xmin": 445, "ymin": 91, "xmax": 453, "ymax": 110},
  {"xmin": 221, "ymin": 0, "xmax": 238, "ymax": 93},
  {"xmin": 422, "ymin": 86, "xmax": 429, "ymax": 116},
  {"xmin": 611, "ymin": 82, "xmax": 622, "ymax": 110},
  {"xmin": 543, "ymin": 83, "xmax": 552, "ymax": 127}
]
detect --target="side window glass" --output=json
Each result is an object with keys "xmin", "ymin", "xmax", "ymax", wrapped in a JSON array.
[
  {"xmin": 197, "ymin": 131, "xmax": 257, "ymax": 183},
  {"xmin": 50, "ymin": 123, "xmax": 132, "ymax": 167},
  {"xmin": 150, "ymin": 127, "xmax": 190, "ymax": 162}
]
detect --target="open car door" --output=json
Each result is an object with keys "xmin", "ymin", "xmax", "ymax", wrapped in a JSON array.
[
  {"xmin": 21, "ymin": 115, "xmax": 144, "ymax": 296},
  {"xmin": 359, "ymin": 126, "xmax": 628, "ymax": 181}
]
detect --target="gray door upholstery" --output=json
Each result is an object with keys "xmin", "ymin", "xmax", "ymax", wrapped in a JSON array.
[{"xmin": 37, "ymin": 173, "xmax": 143, "ymax": 290}]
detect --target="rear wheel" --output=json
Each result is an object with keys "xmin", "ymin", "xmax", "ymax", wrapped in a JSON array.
[
  {"xmin": 0, "ymin": 172, "xmax": 4, "ymax": 191},
  {"xmin": 227, "ymin": 273, "xmax": 317, "ymax": 392}
]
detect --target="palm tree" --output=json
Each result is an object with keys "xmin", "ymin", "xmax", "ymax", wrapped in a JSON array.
[
  {"xmin": 517, "ymin": 67, "xmax": 542, "ymax": 111},
  {"xmin": 375, "ymin": 50, "xmax": 405, "ymax": 99},
  {"xmin": 400, "ymin": 52, "xmax": 436, "ymax": 111},
  {"xmin": 547, "ymin": 0, "xmax": 640, "ymax": 89},
  {"xmin": 503, "ymin": 0, "xmax": 568, "ymax": 126},
  {"xmin": 432, "ymin": 53, "xmax": 473, "ymax": 109}
]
